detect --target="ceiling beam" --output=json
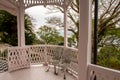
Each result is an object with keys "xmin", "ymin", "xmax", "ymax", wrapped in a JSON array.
[{"xmin": 0, "ymin": 0, "xmax": 18, "ymax": 15}]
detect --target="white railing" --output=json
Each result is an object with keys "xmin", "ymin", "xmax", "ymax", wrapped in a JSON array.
[
  {"xmin": 8, "ymin": 47, "xmax": 30, "ymax": 72},
  {"xmin": 3, "ymin": 45, "xmax": 120, "ymax": 80},
  {"xmin": 29, "ymin": 45, "xmax": 46, "ymax": 64},
  {"xmin": 7, "ymin": 45, "xmax": 78, "ymax": 75},
  {"xmin": 88, "ymin": 64, "xmax": 120, "ymax": 80},
  {"xmin": 65, "ymin": 47, "xmax": 78, "ymax": 76},
  {"xmin": 28, "ymin": 45, "xmax": 79, "ymax": 76}
]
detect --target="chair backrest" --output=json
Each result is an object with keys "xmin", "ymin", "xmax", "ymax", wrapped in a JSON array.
[
  {"xmin": 61, "ymin": 48, "xmax": 72, "ymax": 64},
  {"xmin": 52, "ymin": 47, "xmax": 63, "ymax": 60}
]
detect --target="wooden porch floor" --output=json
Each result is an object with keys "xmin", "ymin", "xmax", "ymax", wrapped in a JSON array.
[{"xmin": 0, "ymin": 65, "xmax": 77, "ymax": 80}]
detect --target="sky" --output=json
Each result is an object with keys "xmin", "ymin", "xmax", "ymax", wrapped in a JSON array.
[
  {"xmin": 25, "ymin": 6, "xmax": 72, "ymax": 36},
  {"xmin": 25, "ymin": 6, "xmax": 63, "ymax": 31}
]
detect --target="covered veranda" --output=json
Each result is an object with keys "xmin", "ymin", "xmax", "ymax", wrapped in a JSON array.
[{"xmin": 0, "ymin": 0, "xmax": 120, "ymax": 80}]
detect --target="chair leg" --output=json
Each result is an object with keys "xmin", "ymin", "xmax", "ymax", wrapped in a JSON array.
[
  {"xmin": 64, "ymin": 74, "xmax": 66, "ymax": 80},
  {"xmin": 54, "ymin": 65, "xmax": 58, "ymax": 75},
  {"xmin": 63, "ymin": 68, "xmax": 66, "ymax": 80},
  {"xmin": 46, "ymin": 65, "xmax": 50, "ymax": 72}
]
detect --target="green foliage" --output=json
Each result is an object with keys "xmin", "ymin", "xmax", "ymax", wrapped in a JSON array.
[
  {"xmin": 24, "ymin": 14, "xmax": 37, "ymax": 45},
  {"xmin": 37, "ymin": 25, "xmax": 64, "ymax": 45},
  {"xmin": 0, "ymin": 10, "xmax": 36, "ymax": 45},
  {"xmin": 25, "ymin": 26, "xmax": 36, "ymax": 44},
  {"xmin": 0, "ymin": 10, "xmax": 17, "ymax": 46},
  {"xmin": 98, "ymin": 46, "xmax": 120, "ymax": 70},
  {"xmin": 46, "ymin": 0, "xmax": 120, "ymax": 70},
  {"xmin": 97, "ymin": 17, "xmax": 120, "ymax": 70},
  {"xmin": 68, "ymin": 34, "xmax": 77, "ymax": 47},
  {"xmin": 92, "ymin": 0, "xmax": 120, "ymax": 70},
  {"xmin": 0, "ymin": 49, "xmax": 8, "ymax": 59}
]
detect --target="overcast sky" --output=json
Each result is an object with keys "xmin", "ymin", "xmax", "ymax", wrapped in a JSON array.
[
  {"xmin": 25, "ymin": 6, "xmax": 73, "ymax": 36},
  {"xmin": 25, "ymin": 6, "xmax": 63, "ymax": 30}
]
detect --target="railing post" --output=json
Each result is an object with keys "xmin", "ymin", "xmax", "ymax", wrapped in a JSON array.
[{"xmin": 78, "ymin": 0, "xmax": 92, "ymax": 80}]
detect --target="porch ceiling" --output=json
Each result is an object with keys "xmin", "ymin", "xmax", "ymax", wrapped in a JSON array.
[
  {"xmin": 0, "ymin": 0, "xmax": 72, "ymax": 15},
  {"xmin": 0, "ymin": 0, "xmax": 18, "ymax": 15},
  {"xmin": 24, "ymin": 0, "xmax": 72, "ymax": 9}
]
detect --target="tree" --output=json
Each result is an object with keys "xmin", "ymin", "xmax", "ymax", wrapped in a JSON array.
[
  {"xmin": 46, "ymin": 0, "xmax": 79, "ymax": 47},
  {"xmin": 68, "ymin": 34, "xmax": 77, "ymax": 47},
  {"xmin": 97, "ymin": 0, "xmax": 120, "ymax": 44},
  {"xmin": 37, "ymin": 25, "xmax": 63, "ymax": 45},
  {"xmin": 24, "ymin": 14, "xmax": 37, "ymax": 45},
  {"xmin": 0, "ymin": 10, "xmax": 17, "ymax": 45},
  {"xmin": 98, "ymin": 46, "xmax": 120, "ymax": 70},
  {"xmin": 0, "ymin": 10, "xmax": 36, "ymax": 46},
  {"xmin": 47, "ymin": 0, "xmax": 120, "ymax": 47},
  {"xmin": 46, "ymin": 16, "xmax": 63, "ymax": 28},
  {"xmin": 92, "ymin": 0, "xmax": 120, "ymax": 69},
  {"xmin": 46, "ymin": 0, "xmax": 120, "ymax": 70}
]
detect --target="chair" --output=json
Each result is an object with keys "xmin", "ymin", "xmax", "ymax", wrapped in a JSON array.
[
  {"xmin": 46, "ymin": 47, "xmax": 63, "ymax": 75},
  {"xmin": 60, "ymin": 48, "xmax": 72, "ymax": 79}
]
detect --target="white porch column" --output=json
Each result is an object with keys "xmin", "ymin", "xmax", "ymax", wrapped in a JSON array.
[
  {"xmin": 64, "ymin": 7, "xmax": 68, "ymax": 47},
  {"xmin": 17, "ymin": 0, "xmax": 25, "ymax": 46},
  {"xmin": 78, "ymin": 0, "xmax": 91, "ymax": 80}
]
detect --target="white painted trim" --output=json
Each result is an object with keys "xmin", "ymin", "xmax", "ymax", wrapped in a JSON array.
[
  {"xmin": 25, "ymin": 3, "xmax": 63, "ymax": 9},
  {"xmin": 17, "ymin": 0, "xmax": 25, "ymax": 46},
  {"xmin": 64, "ymin": 7, "xmax": 68, "ymax": 47},
  {"xmin": 78, "ymin": 0, "xmax": 92, "ymax": 80},
  {"xmin": 88, "ymin": 64, "xmax": 120, "ymax": 80},
  {"xmin": 0, "ymin": 0, "xmax": 18, "ymax": 15},
  {"xmin": 24, "ymin": 0, "xmax": 66, "ymax": 9}
]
